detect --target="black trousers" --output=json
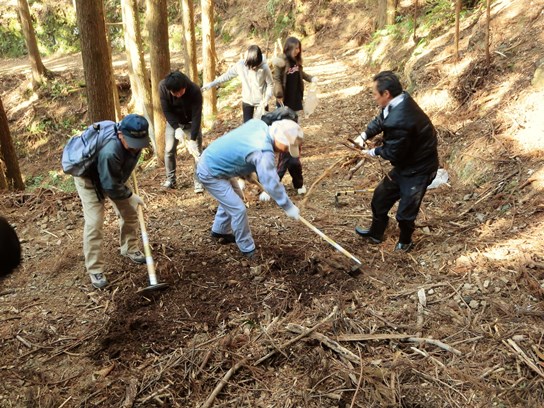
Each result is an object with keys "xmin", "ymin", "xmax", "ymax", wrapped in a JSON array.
[
  {"xmin": 277, "ymin": 152, "xmax": 304, "ymax": 189},
  {"xmin": 371, "ymin": 168, "xmax": 436, "ymax": 243},
  {"xmin": 242, "ymin": 102, "xmax": 269, "ymax": 123}
]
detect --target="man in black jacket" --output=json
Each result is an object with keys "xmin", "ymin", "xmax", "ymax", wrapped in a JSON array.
[
  {"xmin": 353, "ymin": 71, "xmax": 438, "ymax": 251},
  {"xmin": 159, "ymin": 71, "xmax": 203, "ymax": 192}
]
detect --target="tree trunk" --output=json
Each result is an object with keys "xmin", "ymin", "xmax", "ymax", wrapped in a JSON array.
[
  {"xmin": 17, "ymin": 0, "xmax": 49, "ymax": 88},
  {"xmin": 386, "ymin": 0, "xmax": 398, "ymax": 26},
  {"xmin": 75, "ymin": 0, "xmax": 116, "ymax": 122},
  {"xmin": 455, "ymin": 0, "xmax": 461, "ymax": 60},
  {"xmin": 0, "ymin": 97, "xmax": 25, "ymax": 191},
  {"xmin": 146, "ymin": 0, "xmax": 170, "ymax": 163},
  {"xmin": 105, "ymin": 24, "xmax": 122, "ymax": 121},
  {"xmin": 485, "ymin": 0, "xmax": 491, "ymax": 66},
  {"xmin": 201, "ymin": 0, "xmax": 217, "ymax": 126},
  {"xmin": 413, "ymin": 0, "xmax": 418, "ymax": 42},
  {"xmin": 121, "ymin": 0, "xmax": 156, "ymax": 153},
  {"xmin": 180, "ymin": 0, "xmax": 198, "ymax": 83}
]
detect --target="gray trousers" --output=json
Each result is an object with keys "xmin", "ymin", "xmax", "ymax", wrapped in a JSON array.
[
  {"xmin": 196, "ymin": 163, "xmax": 255, "ymax": 253},
  {"xmin": 165, "ymin": 122, "xmax": 202, "ymax": 185}
]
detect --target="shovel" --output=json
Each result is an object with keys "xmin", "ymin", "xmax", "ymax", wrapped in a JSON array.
[{"xmin": 131, "ymin": 173, "xmax": 169, "ymax": 294}]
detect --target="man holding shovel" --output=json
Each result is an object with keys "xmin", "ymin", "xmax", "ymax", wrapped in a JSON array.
[
  {"xmin": 64, "ymin": 114, "xmax": 150, "ymax": 288},
  {"xmin": 196, "ymin": 118, "xmax": 302, "ymax": 258},
  {"xmin": 353, "ymin": 71, "xmax": 438, "ymax": 252}
]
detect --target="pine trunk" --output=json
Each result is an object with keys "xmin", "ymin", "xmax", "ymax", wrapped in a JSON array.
[
  {"xmin": 17, "ymin": 0, "xmax": 49, "ymax": 88},
  {"xmin": 75, "ymin": 0, "xmax": 116, "ymax": 122},
  {"xmin": 180, "ymin": 0, "xmax": 198, "ymax": 83},
  {"xmin": 386, "ymin": 0, "xmax": 398, "ymax": 26},
  {"xmin": 455, "ymin": 0, "xmax": 461, "ymax": 60},
  {"xmin": 201, "ymin": 0, "xmax": 217, "ymax": 126},
  {"xmin": 121, "ymin": 0, "xmax": 155, "ymax": 152},
  {"xmin": 146, "ymin": 0, "xmax": 170, "ymax": 163},
  {"xmin": 0, "ymin": 97, "xmax": 25, "ymax": 191}
]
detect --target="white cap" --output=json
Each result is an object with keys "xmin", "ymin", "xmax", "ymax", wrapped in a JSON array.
[{"xmin": 270, "ymin": 120, "xmax": 304, "ymax": 158}]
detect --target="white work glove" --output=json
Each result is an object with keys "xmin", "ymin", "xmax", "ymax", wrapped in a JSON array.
[
  {"xmin": 187, "ymin": 139, "xmax": 200, "ymax": 160},
  {"xmin": 285, "ymin": 205, "xmax": 300, "ymax": 220},
  {"xmin": 128, "ymin": 194, "xmax": 145, "ymax": 210},
  {"xmin": 311, "ymin": 76, "xmax": 319, "ymax": 83},
  {"xmin": 201, "ymin": 84, "xmax": 212, "ymax": 92},
  {"xmin": 363, "ymin": 148, "xmax": 377, "ymax": 157},
  {"xmin": 259, "ymin": 191, "xmax": 271, "ymax": 202},
  {"xmin": 353, "ymin": 132, "xmax": 367, "ymax": 147},
  {"xmin": 174, "ymin": 127, "xmax": 185, "ymax": 142}
]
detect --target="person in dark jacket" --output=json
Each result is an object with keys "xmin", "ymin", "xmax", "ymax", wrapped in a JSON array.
[
  {"xmin": 354, "ymin": 71, "xmax": 438, "ymax": 252},
  {"xmin": 272, "ymin": 37, "xmax": 318, "ymax": 195},
  {"xmin": 71, "ymin": 114, "xmax": 150, "ymax": 288},
  {"xmin": 0, "ymin": 216, "xmax": 21, "ymax": 278},
  {"xmin": 160, "ymin": 70, "xmax": 203, "ymax": 192}
]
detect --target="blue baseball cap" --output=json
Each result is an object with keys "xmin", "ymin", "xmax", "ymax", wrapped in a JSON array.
[{"xmin": 119, "ymin": 114, "xmax": 150, "ymax": 149}]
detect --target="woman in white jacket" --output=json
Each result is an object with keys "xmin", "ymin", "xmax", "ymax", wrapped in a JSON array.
[{"xmin": 202, "ymin": 45, "xmax": 273, "ymax": 123}]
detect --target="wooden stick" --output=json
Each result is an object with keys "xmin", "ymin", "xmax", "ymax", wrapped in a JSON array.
[
  {"xmin": 406, "ymin": 337, "xmax": 462, "ymax": 356},
  {"xmin": 121, "ymin": 378, "xmax": 139, "ymax": 408},
  {"xmin": 255, "ymin": 306, "xmax": 338, "ymax": 365},
  {"xmin": 348, "ymin": 158, "xmax": 366, "ymax": 180},
  {"xmin": 286, "ymin": 323, "xmax": 360, "ymax": 365},
  {"xmin": 350, "ymin": 347, "xmax": 364, "ymax": 408},
  {"xmin": 200, "ymin": 359, "xmax": 246, "ymax": 408},
  {"xmin": 504, "ymin": 338, "xmax": 544, "ymax": 379},
  {"xmin": 300, "ymin": 158, "xmax": 344, "ymax": 208},
  {"xmin": 336, "ymin": 333, "xmax": 462, "ymax": 355}
]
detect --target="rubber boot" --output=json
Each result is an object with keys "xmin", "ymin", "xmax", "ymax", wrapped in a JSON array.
[
  {"xmin": 395, "ymin": 220, "xmax": 415, "ymax": 252},
  {"xmin": 355, "ymin": 217, "xmax": 388, "ymax": 244}
]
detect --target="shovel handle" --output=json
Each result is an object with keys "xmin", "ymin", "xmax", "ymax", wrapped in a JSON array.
[
  {"xmin": 298, "ymin": 215, "xmax": 362, "ymax": 266},
  {"xmin": 132, "ymin": 173, "xmax": 158, "ymax": 286}
]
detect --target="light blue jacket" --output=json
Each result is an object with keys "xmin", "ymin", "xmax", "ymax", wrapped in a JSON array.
[{"xmin": 200, "ymin": 119, "xmax": 294, "ymax": 210}]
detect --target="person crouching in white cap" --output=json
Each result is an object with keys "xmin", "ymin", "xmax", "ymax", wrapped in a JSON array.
[{"xmin": 196, "ymin": 119, "xmax": 303, "ymax": 258}]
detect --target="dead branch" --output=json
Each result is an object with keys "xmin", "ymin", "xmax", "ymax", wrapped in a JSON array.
[
  {"xmin": 348, "ymin": 158, "xmax": 366, "ymax": 180},
  {"xmin": 406, "ymin": 337, "xmax": 462, "ymax": 356},
  {"xmin": 300, "ymin": 158, "xmax": 344, "ymax": 208},
  {"xmin": 503, "ymin": 338, "xmax": 544, "ymax": 379},
  {"xmin": 286, "ymin": 323, "xmax": 360, "ymax": 365},
  {"xmin": 121, "ymin": 378, "xmax": 139, "ymax": 408}
]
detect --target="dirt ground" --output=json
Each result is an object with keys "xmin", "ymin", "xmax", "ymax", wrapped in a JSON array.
[{"xmin": 1, "ymin": 1, "xmax": 544, "ymax": 407}]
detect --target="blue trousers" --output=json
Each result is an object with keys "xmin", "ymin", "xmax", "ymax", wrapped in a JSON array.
[{"xmin": 196, "ymin": 163, "xmax": 255, "ymax": 253}]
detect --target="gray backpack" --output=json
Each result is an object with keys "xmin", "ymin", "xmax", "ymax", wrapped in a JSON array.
[{"xmin": 61, "ymin": 120, "xmax": 118, "ymax": 177}]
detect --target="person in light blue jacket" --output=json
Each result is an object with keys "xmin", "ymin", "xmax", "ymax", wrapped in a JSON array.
[
  {"xmin": 196, "ymin": 119, "xmax": 303, "ymax": 258},
  {"xmin": 201, "ymin": 45, "xmax": 273, "ymax": 123}
]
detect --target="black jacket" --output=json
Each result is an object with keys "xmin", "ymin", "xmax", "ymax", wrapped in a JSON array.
[
  {"xmin": 366, "ymin": 92, "xmax": 439, "ymax": 176},
  {"xmin": 159, "ymin": 79, "xmax": 203, "ymax": 140}
]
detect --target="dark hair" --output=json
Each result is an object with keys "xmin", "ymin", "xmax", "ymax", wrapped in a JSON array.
[
  {"xmin": 373, "ymin": 71, "xmax": 403, "ymax": 97},
  {"xmin": 245, "ymin": 45, "xmax": 263, "ymax": 69},
  {"xmin": 0, "ymin": 216, "xmax": 21, "ymax": 278},
  {"xmin": 283, "ymin": 37, "xmax": 302, "ymax": 66},
  {"xmin": 164, "ymin": 71, "xmax": 190, "ymax": 92}
]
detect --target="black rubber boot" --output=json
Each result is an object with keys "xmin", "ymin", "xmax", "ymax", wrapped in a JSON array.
[
  {"xmin": 355, "ymin": 218, "xmax": 388, "ymax": 244},
  {"xmin": 395, "ymin": 220, "xmax": 415, "ymax": 251}
]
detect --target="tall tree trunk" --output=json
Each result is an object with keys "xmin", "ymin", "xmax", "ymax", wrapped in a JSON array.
[
  {"xmin": 146, "ymin": 0, "xmax": 170, "ymax": 163},
  {"xmin": 75, "ymin": 0, "xmax": 116, "ymax": 122},
  {"xmin": 455, "ymin": 0, "xmax": 461, "ymax": 60},
  {"xmin": 180, "ymin": 0, "xmax": 198, "ymax": 83},
  {"xmin": 0, "ymin": 97, "xmax": 25, "ymax": 191},
  {"xmin": 377, "ymin": 0, "xmax": 387, "ymax": 29},
  {"xmin": 485, "ymin": 0, "xmax": 491, "ymax": 66},
  {"xmin": 386, "ymin": 0, "xmax": 398, "ymax": 26},
  {"xmin": 201, "ymin": 0, "xmax": 217, "ymax": 126},
  {"xmin": 413, "ymin": 0, "xmax": 418, "ymax": 42},
  {"xmin": 121, "ymin": 0, "xmax": 156, "ymax": 153},
  {"xmin": 105, "ymin": 24, "xmax": 122, "ymax": 121},
  {"xmin": 17, "ymin": 0, "xmax": 49, "ymax": 88}
]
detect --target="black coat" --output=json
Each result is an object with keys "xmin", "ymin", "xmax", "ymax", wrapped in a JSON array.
[
  {"xmin": 159, "ymin": 79, "xmax": 203, "ymax": 140},
  {"xmin": 366, "ymin": 92, "xmax": 439, "ymax": 176}
]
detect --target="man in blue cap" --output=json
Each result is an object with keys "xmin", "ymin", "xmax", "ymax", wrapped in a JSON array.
[{"xmin": 71, "ymin": 114, "xmax": 150, "ymax": 288}]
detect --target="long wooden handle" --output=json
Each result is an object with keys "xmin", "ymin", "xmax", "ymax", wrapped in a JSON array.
[
  {"xmin": 132, "ymin": 173, "xmax": 158, "ymax": 286},
  {"xmin": 298, "ymin": 215, "xmax": 362, "ymax": 266}
]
